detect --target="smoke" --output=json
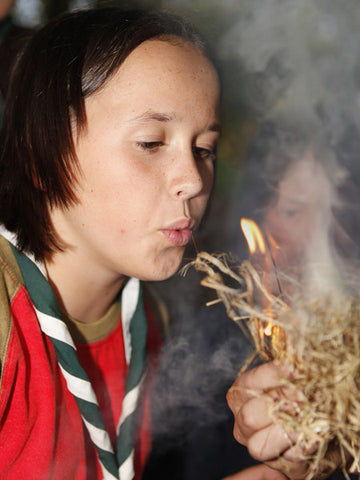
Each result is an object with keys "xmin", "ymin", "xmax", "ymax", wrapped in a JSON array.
[
  {"xmin": 149, "ymin": 302, "xmax": 253, "ymax": 448},
  {"xmin": 220, "ymin": 0, "xmax": 360, "ymax": 144},
  {"xmin": 218, "ymin": 0, "xmax": 360, "ymax": 298}
]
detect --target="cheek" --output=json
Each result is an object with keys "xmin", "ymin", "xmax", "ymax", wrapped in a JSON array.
[
  {"xmin": 194, "ymin": 191, "xmax": 212, "ymax": 217},
  {"xmin": 202, "ymin": 162, "xmax": 215, "ymax": 190},
  {"xmin": 265, "ymin": 211, "xmax": 289, "ymax": 239},
  {"xmin": 79, "ymin": 161, "xmax": 144, "ymax": 208},
  {"xmin": 197, "ymin": 162, "xmax": 215, "ymax": 209}
]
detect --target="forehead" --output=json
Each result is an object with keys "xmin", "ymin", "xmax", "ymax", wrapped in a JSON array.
[
  {"xmin": 278, "ymin": 153, "xmax": 331, "ymax": 203},
  {"xmin": 119, "ymin": 36, "xmax": 214, "ymax": 71},
  {"xmin": 86, "ymin": 38, "xmax": 220, "ymax": 122},
  {"xmin": 119, "ymin": 37, "xmax": 215, "ymax": 78}
]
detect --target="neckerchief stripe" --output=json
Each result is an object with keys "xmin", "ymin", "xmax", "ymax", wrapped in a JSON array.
[
  {"xmin": 51, "ymin": 339, "xmax": 89, "ymax": 379},
  {"xmin": 10, "ymin": 246, "xmax": 62, "ymax": 318},
  {"xmin": 117, "ymin": 413, "xmax": 138, "ymax": 465},
  {"xmin": 100, "ymin": 466, "xmax": 118, "ymax": 480},
  {"xmin": 101, "ymin": 468, "xmax": 119, "ymax": 480},
  {"xmin": 119, "ymin": 453, "xmax": 135, "ymax": 480},
  {"xmin": 72, "ymin": 397, "xmax": 111, "ymax": 431},
  {"xmin": 58, "ymin": 366, "xmax": 100, "ymax": 404},
  {"xmin": 36, "ymin": 310, "xmax": 75, "ymax": 346},
  {"xmin": 121, "ymin": 278, "xmax": 139, "ymax": 364},
  {"xmin": 82, "ymin": 417, "xmax": 115, "ymax": 452},
  {"xmin": 117, "ymin": 378, "xmax": 144, "ymax": 431},
  {"xmin": 116, "ymin": 278, "xmax": 147, "ymax": 477}
]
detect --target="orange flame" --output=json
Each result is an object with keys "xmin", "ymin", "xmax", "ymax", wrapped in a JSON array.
[
  {"xmin": 240, "ymin": 218, "xmax": 266, "ymax": 254},
  {"xmin": 241, "ymin": 218, "xmax": 273, "ymax": 337}
]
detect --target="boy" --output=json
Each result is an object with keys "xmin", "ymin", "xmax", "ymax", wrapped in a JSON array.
[{"xmin": 0, "ymin": 7, "xmax": 220, "ymax": 479}]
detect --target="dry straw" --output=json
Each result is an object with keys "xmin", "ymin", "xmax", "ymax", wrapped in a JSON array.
[{"xmin": 183, "ymin": 251, "xmax": 360, "ymax": 479}]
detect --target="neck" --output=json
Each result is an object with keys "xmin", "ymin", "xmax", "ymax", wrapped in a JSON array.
[{"xmin": 45, "ymin": 252, "xmax": 127, "ymax": 324}]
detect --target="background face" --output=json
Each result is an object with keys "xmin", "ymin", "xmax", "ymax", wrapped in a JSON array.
[{"xmin": 264, "ymin": 153, "xmax": 333, "ymax": 269}]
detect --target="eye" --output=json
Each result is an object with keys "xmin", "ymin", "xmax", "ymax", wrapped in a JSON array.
[
  {"xmin": 278, "ymin": 205, "xmax": 302, "ymax": 217},
  {"xmin": 192, "ymin": 146, "xmax": 217, "ymax": 162},
  {"xmin": 282, "ymin": 209, "xmax": 298, "ymax": 217},
  {"xmin": 137, "ymin": 141, "xmax": 163, "ymax": 152}
]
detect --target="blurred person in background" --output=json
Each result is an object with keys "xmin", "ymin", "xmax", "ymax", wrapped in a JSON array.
[
  {"xmin": 237, "ymin": 120, "xmax": 360, "ymax": 294},
  {"xmin": 227, "ymin": 119, "xmax": 360, "ymax": 480}
]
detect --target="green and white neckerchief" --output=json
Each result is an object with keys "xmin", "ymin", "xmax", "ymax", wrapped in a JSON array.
[{"xmin": 10, "ymin": 243, "xmax": 148, "ymax": 480}]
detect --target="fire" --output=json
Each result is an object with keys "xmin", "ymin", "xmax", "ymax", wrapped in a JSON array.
[
  {"xmin": 240, "ymin": 218, "xmax": 266, "ymax": 254},
  {"xmin": 241, "ymin": 217, "xmax": 274, "ymax": 341},
  {"xmin": 264, "ymin": 322, "xmax": 272, "ymax": 336}
]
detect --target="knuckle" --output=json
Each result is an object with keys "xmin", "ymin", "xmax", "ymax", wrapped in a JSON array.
[
  {"xmin": 226, "ymin": 385, "xmax": 246, "ymax": 413},
  {"xmin": 240, "ymin": 402, "xmax": 260, "ymax": 431},
  {"xmin": 233, "ymin": 423, "xmax": 245, "ymax": 445},
  {"xmin": 226, "ymin": 388, "xmax": 236, "ymax": 412},
  {"xmin": 247, "ymin": 436, "xmax": 267, "ymax": 462}
]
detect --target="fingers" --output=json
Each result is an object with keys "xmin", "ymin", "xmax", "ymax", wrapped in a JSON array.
[
  {"xmin": 226, "ymin": 361, "xmax": 308, "ymax": 478},
  {"xmin": 235, "ymin": 362, "xmax": 285, "ymax": 396},
  {"xmin": 222, "ymin": 464, "xmax": 288, "ymax": 480},
  {"xmin": 227, "ymin": 362, "xmax": 284, "ymax": 422},
  {"xmin": 269, "ymin": 441, "xmax": 349, "ymax": 480},
  {"xmin": 233, "ymin": 396, "xmax": 273, "ymax": 444},
  {"xmin": 227, "ymin": 362, "xmax": 346, "ymax": 480},
  {"xmin": 265, "ymin": 455, "xmax": 310, "ymax": 480},
  {"xmin": 247, "ymin": 423, "xmax": 293, "ymax": 462},
  {"xmin": 227, "ymin": 362, "xmax": 291, "ymax": 450}
]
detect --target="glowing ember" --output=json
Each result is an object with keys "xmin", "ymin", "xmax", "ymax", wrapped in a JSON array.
[{"xmin": 264, "ymin": 322, "xmax": 272, "ymax": 336}]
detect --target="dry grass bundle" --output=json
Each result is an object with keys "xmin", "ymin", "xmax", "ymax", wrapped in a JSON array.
[{"xmin": 183, "ymin": 251, "xmax": 360, "ymax": 479}]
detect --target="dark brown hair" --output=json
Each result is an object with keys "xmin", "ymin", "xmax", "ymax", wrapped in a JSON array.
[{"xmin": 0, "ymin": 7, "xmax": 210, "ymax": 260}]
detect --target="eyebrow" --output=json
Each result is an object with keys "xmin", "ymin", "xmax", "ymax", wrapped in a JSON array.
[
  {"xmin": 130, "ymin": 110, "xmax": 221, "ymax": 134},
  {"xmin": 208, "ymin": 122, "xmax": 222, "ymax": 134},
  {"xmin": 130, "ymin": 111, "xmax": 175, "ymax": 123}
]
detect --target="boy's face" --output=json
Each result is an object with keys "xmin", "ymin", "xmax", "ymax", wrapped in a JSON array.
[{"xmin": 51, "ymin": 39, "xmax": 220, "ymax": 282}]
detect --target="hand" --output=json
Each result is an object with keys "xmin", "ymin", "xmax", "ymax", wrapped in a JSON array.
[
  {"xmin": 226, "ymin": 362, "xmax": 340, "ymax": 480},
  {"xmin": 222, "ymin": 464, "xmax": 288, "ymax": 480}
]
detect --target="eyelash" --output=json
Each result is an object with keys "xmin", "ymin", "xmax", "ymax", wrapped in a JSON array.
[
  {"xmin": 137, "ymin": 141, "xmax": 163, "ymax": 152},
  {"xmin": 192, "ymin": 146, "xmax": 217, "ymax": 163},
  {"xmin": 136, "ymin": 142, "xmax": 216, "ymax": 163}
]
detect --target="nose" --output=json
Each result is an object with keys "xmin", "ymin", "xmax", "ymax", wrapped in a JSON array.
[{"xmin": 169, "ymin": 149, "xmax": 212, "ymax": 200}]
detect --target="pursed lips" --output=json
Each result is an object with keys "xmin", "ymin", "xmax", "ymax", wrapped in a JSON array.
[{"xmin": 161, "ymin": 218, "xmax": 195, "ymax": 247}]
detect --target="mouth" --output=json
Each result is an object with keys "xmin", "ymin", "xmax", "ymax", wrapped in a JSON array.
[{"xmin": 161, "ymin": 219, "xmax": 195, "ymax": 247}]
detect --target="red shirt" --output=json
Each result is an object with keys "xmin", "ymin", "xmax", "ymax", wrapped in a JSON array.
[{"xmin": 0, "ymin": 271, "xmax": 162, "ymax": 479}]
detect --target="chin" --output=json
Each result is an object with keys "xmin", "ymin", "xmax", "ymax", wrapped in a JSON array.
[{"xmin": 142, "ymin": 253, "xmax": 184, "ymax": 282}]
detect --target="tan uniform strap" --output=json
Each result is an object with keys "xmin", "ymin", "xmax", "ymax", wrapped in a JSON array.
[{"xmin": 0, "ymin": 236, "xmax": 24, "ymax": 383}]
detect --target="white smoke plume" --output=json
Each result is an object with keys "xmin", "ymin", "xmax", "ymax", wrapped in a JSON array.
[{"xmin": 220, "ymin": 0, "xmax": 360, "ymax": 144}]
